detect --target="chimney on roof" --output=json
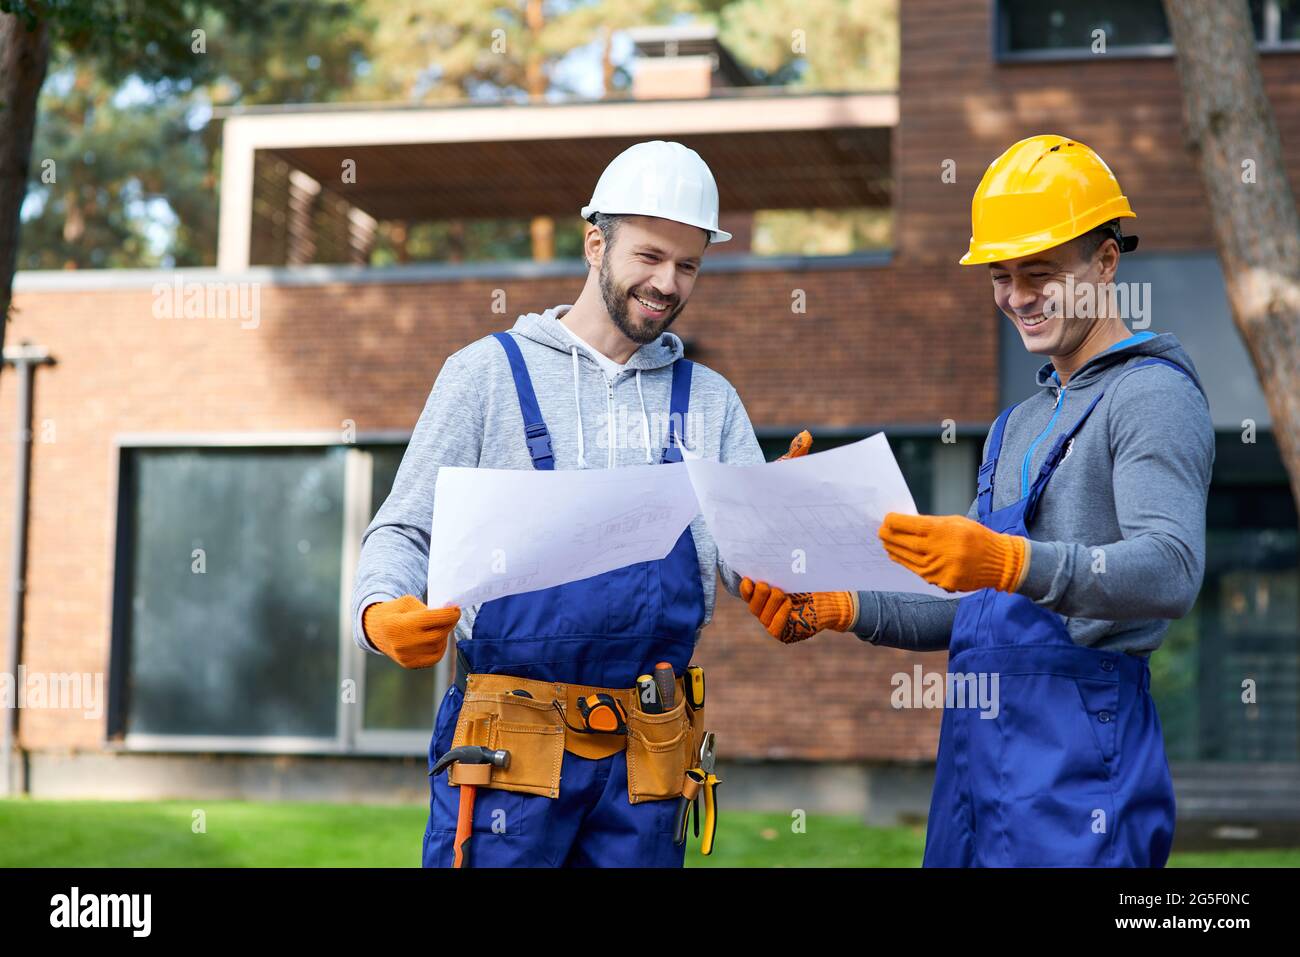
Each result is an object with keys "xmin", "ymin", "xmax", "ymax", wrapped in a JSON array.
[{"xmin": 626, "ymin": 25, "xmax": 755, "ymax": 100}]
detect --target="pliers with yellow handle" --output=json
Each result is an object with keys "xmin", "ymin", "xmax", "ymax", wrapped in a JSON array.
[{"xmin": 673, "ymin": 731, "xmax": 719, "ymax": 854}]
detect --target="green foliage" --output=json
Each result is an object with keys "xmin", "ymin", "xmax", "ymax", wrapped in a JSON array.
[
  {"xmin": 0, "ymin": 798, "xmax": 427, "ymax": 867},
  {"xmin": 714, "ymin": 0, "xmax": 897, "ymax": 90},
  {"xmin": 16, "ymin": 0, "xmax": 367, "ymax": 267},
  {"xmin": 21, "ymin": 56, "xmax": 207, "ymax": 267},
  {"xmin": 752, "ymin": 208, "xmax": 892, "ymax": 256},
  {"xmin": 1, "ymin": 0, "xmax": 357, "ymax": 87}
]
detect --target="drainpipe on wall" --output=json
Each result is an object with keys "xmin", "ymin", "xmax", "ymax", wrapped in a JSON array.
[{"xmin": 2, "ymin": 342, "xmax": 54, "ymax": 797}]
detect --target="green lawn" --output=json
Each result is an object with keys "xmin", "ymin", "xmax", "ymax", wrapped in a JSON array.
[{"xmin": 2, "ymin": 799, "xmax": 1297, "ymax": 867}]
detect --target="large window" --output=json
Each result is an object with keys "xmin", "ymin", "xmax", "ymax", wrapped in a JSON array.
[
  {"xmin": 1152, "ymin": 432, "xmax": 1299, "ymax": 762},
  {"xmin": 111, "ymin": 442, "xmax": 442, "ymax": 753},
  {"xmin": 996, "ymin": 0, "xmax": 1299, "ymax": 60}
]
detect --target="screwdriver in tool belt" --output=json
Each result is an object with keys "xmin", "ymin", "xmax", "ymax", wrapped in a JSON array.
[
  {"xmin": 654, "ymin": 662, "xmax": 675, "ymax": 710},
  {"xmin": 637, "ymin": 675, "xmax": 662, "ymax": 714},
  {"xmin": 685, "ymin": 666, "xmax": 705, "ymax": 711}
]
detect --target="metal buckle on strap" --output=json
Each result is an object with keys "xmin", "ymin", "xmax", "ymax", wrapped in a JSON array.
[
  {"xmin": 660, "ymin": 424, "xmax": 685, "ymax": 464},
  {"xmin": 1044, "ymin": 434, "xmax": 1068, "ymax": 467}
]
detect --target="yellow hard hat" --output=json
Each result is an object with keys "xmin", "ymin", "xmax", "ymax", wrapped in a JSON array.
[{"xmin": 960, "ymin": 134, "xmax": 1137, "ymax": 265}]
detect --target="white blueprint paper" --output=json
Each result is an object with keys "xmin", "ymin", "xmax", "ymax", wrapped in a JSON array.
[
  {"xmin": 427, "ymin": 433, "xmax": 959, "ymax": 607},
  {"xmin": 683, "ymin": 434, "xmax": 962, "ymax": 598},
  {"xmin": 427, "ymin": 462, "xmax": 700, "ymax": 607}
]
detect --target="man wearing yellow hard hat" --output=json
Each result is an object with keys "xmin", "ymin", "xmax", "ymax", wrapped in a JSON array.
[{"xmin": 738, "ymin": 134, "xmax": 1214, "ymax": 866}]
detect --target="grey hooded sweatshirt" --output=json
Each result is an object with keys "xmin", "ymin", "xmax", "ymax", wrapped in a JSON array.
[
  {"xmin": 351, "ymin": 305, "xmax": 766, "ymax": 654},
  {"xmin": 854, "ymin": 331, "xmax": 1215, "ymax": 655}
]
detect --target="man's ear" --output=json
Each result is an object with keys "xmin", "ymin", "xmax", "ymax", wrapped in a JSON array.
[
  {"xmin": 1096, "ymin": 235, "xmax": 1121, "ymax": 284},
  {"xmin": 583, "ymin": 224, "xmax": 604, "ymax": 270}
]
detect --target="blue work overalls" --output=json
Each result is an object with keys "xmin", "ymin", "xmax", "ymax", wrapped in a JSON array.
[
  {"xmin": 422, "ymin": 331, "xmax": 703, "ymax": 868},
  {"xmin": 923, "ymin": 358, "xmax": 1194, "ymax": 867}
]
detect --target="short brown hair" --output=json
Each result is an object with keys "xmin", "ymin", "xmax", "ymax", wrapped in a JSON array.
[
  {"xmin": 1074, "ymin": 218, "xmax": 1129, "ymax": 261},
  {"xmin": 584, "ymin": 212, "xmax": 712, "ymax": 267}
]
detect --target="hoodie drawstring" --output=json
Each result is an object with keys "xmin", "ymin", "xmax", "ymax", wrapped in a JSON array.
[
  {"xmin": 569, "ymin": 347, "xmax": 588, "ymax": 468},
  {"xmin": 634, "ymin": 369, "xmax": 652, "ymax": 464},
  {"xmin": 570, "ymin": 346, "xmax": 654, "ymax": 466}
]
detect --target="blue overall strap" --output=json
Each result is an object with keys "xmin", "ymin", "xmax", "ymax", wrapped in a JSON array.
[
  {"xmin": 660, "ymin": 359, "xmax": 695, "ymax": 464},
  {"xmin": 977, "ymin": 402, "xmax": 1019, "ymax": 520},
  {"xmin": 491, "ymin": 331, "xmax": 555, "ymax": 471},
  {"xmin": 1132, "ymin": 356, "xmax": 1203, "ymax": 394}
]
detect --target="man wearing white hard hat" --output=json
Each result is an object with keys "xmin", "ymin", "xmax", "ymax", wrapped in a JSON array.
[{"xmin": 351, "ymin": 140, "xmax": 765, "ymax": 867}]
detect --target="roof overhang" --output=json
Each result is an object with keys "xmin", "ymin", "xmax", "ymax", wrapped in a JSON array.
[{"xmin": 216, "ymin": 91, "xmax": 896, "ymax": 269}]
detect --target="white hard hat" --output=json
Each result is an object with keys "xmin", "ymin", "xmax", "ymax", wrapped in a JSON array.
[{"xmin": 581, "ymin": 140, "xmax": 731, "ymax": 244}]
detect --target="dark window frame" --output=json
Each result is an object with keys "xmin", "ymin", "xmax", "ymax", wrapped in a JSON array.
[
  {"xmin": 106, "ymin": 434, "xmax": 442, "ymax": 756},
  {"xmin": 993, "ymin": 0, "xmax": 1300, "ymax": 63}
]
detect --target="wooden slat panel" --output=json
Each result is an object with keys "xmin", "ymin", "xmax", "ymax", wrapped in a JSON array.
[{"xmin": 268, "ymin": 128, "xmax": 892, "ymax": 221}]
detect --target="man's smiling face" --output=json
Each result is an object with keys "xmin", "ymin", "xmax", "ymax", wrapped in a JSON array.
[
  {"xmin": 988, "ymin": 233, "xmax": 1115, "ymax": 357},
  {"xmin": 596, "ymin": 215, "xmax": 707, "ymax": 344}
]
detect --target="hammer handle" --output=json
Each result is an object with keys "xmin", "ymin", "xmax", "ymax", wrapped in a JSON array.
[{"xmin": 453, "ymin": 784, "xmax": 477, "ymax": 868}]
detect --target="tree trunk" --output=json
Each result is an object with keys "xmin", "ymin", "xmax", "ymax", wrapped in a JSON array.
[
  {"xmin": 391, "ymin": 220, "xmax": 409, "ymax": 264},
  {"xmin": 524, "ymin": 0, "xmax": 544, "ymax": 101},
  {"xmin": 601, "ymin": 26, "xmax": 614, "ymax": 97},
  {"xmin": 0, "ymin": 10, "xmax": 51, "ymax": 362},
  {"xmin": 1163, "ymin": 0, "xmax": 1300, "ymax": 511},
  {"xmin": 524, "ymin": 0, "xmax": 552, "ymax": 262}
]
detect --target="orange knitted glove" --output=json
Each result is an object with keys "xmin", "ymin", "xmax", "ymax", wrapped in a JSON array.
[
  {"xmin": 739, "ymin": 578, "xmax": 859, "ymax": 643},
  {"xmin": 877, "ymin": 513, "xmax": 1028, "ymax": 593},
  {"xmin": 362, "ymin": 595, "xmax": 460, "ymax": 669},
  {"xmin": 776, "ymin": 429, "xmax": 813, "ymax": 460}
]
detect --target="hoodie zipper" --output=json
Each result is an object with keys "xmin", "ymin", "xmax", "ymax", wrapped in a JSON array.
[
  {"xmin": 605, "ymin": 377, "xmax": 616, "ymax": 469},
  {"xmin": 1020, "ymin": 377, "xmax": 1065, "ymax": 498}
]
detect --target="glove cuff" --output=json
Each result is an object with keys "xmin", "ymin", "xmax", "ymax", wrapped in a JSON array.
[
  {"xmin": 819, "ymin": 590, "xmax": 859, "ymax": 632},
  {"xmin": 990, "ymin": 534, "xmax": 1029, "ymax": 593}
]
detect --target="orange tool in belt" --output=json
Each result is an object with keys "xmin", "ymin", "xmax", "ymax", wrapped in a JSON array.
[{"xmin": 429, "ymin": 745, "xmax": 511, "ymax": 868}]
